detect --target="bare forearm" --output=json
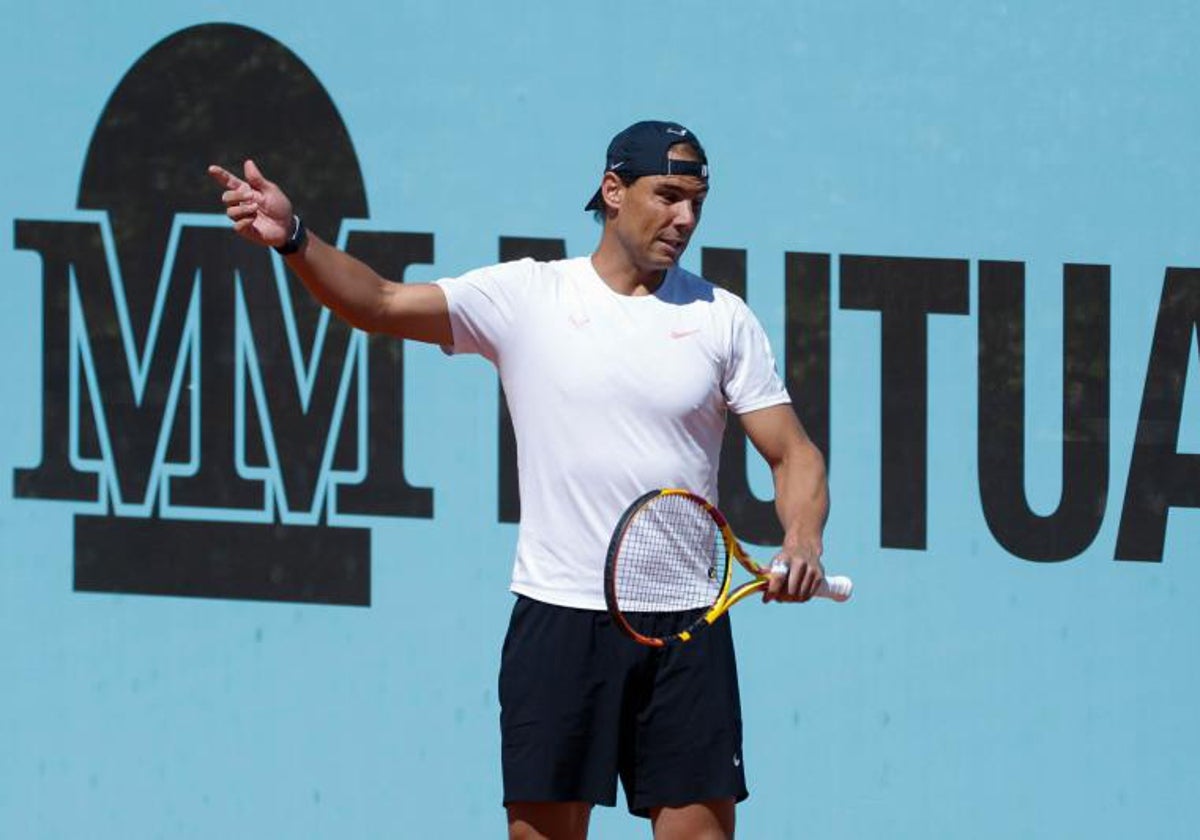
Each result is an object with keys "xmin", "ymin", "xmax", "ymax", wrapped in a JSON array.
[
  {"xmin": 284, "ymin": 231, "xmax": 396, "ymax": 333},
  {"xmin": 740, "ymin": 404, "xmax": 830, "ymax": 557},
  {"xmin": 774, "ymin": 438, "xmax": 829, "ymax": 557},
  {"xmin": 209, "ymin": 161, "xmax": 451, "ymax": 344},
  {"xmin": 760, "ymin": 424, "xmax": 829, "ymax": 602},
  {"xmin": 283, "ymin": 231, "xmax": 451, "ymax": 344}
]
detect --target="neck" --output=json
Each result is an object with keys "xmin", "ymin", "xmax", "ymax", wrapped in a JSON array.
[{"xmin": 590, "ymin": 234, "xmax": 667, "ymax": 297}]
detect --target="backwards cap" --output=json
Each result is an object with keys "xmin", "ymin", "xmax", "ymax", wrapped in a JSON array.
[{"xmin": 584, "ymin": 120, "xmax": 709, "ymax": 211}]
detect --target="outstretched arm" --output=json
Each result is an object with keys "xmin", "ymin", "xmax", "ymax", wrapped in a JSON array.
[
  {"xmin": 207, "ymin": 160, "xmax": 452, "ymax": 345},
  {"xmin": 739, "ymin": 404, "xmax": 829, "ymax": 602}
]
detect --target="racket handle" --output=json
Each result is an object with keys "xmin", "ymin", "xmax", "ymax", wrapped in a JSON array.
[{"xmin": 817, "ymin": 575, "xmax": 853, "ymax": 602}]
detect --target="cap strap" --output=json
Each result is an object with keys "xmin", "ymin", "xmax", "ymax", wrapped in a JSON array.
[{"xmin": 664, "ymin": 159, "xmax": 709, "ymax": 179}]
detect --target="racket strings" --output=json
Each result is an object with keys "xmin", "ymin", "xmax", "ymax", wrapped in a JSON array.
[{"xmin": 613, "ymin": 493, "xmax": 728, "ymax": 620}]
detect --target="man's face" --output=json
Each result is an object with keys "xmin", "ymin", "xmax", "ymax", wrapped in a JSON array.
[{"xmin": 605, "ymin": 144, "xmax": 708, "ymax": 272}]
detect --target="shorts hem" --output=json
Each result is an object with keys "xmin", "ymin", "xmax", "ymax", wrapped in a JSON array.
[{"xmin": 627, "ymin": 788, "xmax": 750, "ymax": 819}]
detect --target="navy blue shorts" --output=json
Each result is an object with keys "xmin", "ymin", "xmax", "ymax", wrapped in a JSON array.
[{"xmin": 498, "ymin": 595, "xmax": 749, "ymax": 817}]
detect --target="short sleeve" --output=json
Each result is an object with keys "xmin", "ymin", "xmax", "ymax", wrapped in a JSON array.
[
  {"xmin": 435, "ymin": 258, "xmax": 538, "ymax": 362},
  {"xmin": 722, "ymin": 301, "xmax": 791, "ymax": 414}
]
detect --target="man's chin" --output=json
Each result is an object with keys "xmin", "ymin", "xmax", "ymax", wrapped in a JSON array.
[{"xmin": 653, "ymin": 245, "xmax": 686, "ymax": 266}]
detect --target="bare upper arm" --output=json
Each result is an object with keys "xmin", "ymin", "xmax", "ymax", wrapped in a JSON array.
[
  {"xmin": 738, "ymin": 403, "xmax": 813, "ymax": 468},
  {"xmin": 379, "ymin": 281, "xmax": 454, "ymax": 345}
]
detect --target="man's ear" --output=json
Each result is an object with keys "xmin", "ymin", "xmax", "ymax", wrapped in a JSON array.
[{"xmin": 600, "ymin": 171, "xmax": 626, "ymax": 214}]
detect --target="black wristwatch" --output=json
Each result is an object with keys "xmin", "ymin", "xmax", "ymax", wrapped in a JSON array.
[{"xmin": 275, "ymin": 215, "xmax": 307, "ymax": 255}]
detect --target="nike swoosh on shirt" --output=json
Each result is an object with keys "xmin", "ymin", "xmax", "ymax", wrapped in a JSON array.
[{"xmin": 668, "ymin": 328, "xmax": 700, "ymax": 339}]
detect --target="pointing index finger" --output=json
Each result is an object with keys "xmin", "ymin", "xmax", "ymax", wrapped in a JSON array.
[{"xmin": 207, "ymin": 164, "xmax": 243, "ymax": 190}]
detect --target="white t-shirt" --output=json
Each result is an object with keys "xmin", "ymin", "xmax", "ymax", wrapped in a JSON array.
[{"xmin": 436, "ymin": 256, "xmax": 790, "ymax": 610}]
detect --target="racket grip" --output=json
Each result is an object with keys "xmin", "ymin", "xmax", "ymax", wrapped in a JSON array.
[{"xmin": 818, "ymin": 575, "xmax": 853, "ymax": 602}]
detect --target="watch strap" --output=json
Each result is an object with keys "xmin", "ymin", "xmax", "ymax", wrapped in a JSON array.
[{"xmin": 274, "ymin": 215, "xmax": 307, "ymax": 255}]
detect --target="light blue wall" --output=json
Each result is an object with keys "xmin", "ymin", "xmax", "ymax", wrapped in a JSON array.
[{"xmin": 2, "ymin": 2, "xmax": 1198, "ymax": 837}]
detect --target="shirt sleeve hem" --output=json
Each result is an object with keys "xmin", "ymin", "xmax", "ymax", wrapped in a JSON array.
[{"xmin": 728, "ymin": 392, "xmax": 792, "ymax": 416}]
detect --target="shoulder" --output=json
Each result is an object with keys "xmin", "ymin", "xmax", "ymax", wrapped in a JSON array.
[
  {"xmin": 461, "ymin": 256, "xmax": 588, "ymax": 284},
  {"xmin": 669, "ymin": 265, "xmax": 753, "ymax": 321},
  {"xmin": 445, "ymin": 256, "xmax": 538, "ymax": 285},
  {"xmin": 437, "ymin": 256, "xmax": 570, "ymax": 300}
]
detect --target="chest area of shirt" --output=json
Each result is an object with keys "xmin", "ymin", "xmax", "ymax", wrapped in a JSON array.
[{"xmin": 507, "ymin": 290, "xmax": 725, "ymax": 417}]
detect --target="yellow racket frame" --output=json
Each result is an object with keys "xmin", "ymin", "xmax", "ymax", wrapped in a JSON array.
[{"xmin": 605, "ymin": 488, "xmax": 772, "ymax": 647}]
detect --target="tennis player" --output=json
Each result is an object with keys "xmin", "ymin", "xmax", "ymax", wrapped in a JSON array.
[{"xmin": 209, "ymin": 120, "xmax": 829, "ymax": 840}]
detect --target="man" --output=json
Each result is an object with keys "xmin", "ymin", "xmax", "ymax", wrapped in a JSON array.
[{"xmin": 209, "ymin": 120, "xmax": 829, "ymax": 840}]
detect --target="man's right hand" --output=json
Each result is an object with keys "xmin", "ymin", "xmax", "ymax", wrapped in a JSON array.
[
  {"xmin": 207, "ymin": 160, "xmax": 295, "ymax": 249},
  {"xmin": 206, "ymin": 158, "xmax": 453, "ymax": 344}
]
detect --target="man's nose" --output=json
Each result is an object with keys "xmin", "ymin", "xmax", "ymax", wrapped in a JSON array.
[{"xmin": 675, "ymin": 201, "xmax": 697, "ymax": 230}]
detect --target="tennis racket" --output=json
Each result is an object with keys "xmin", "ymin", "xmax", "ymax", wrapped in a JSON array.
[{"xmin": 604, "ymin": 488, "xmax": 852, "ymax": 647}]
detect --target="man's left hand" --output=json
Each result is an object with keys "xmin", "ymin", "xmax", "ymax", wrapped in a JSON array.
[{"xmin": 763, "ymin": 544, "xmax": 825, "ymax": 603}]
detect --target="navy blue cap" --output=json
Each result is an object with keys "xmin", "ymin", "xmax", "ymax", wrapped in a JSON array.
[{"xmin": 584, "ymin": 120, "xmax": 709, "ymax": 211}]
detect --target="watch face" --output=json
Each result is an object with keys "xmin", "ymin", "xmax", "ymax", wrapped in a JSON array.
[{"xmin": 277, "ymin": 216, "xmax": 305, "ymax": 254}]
